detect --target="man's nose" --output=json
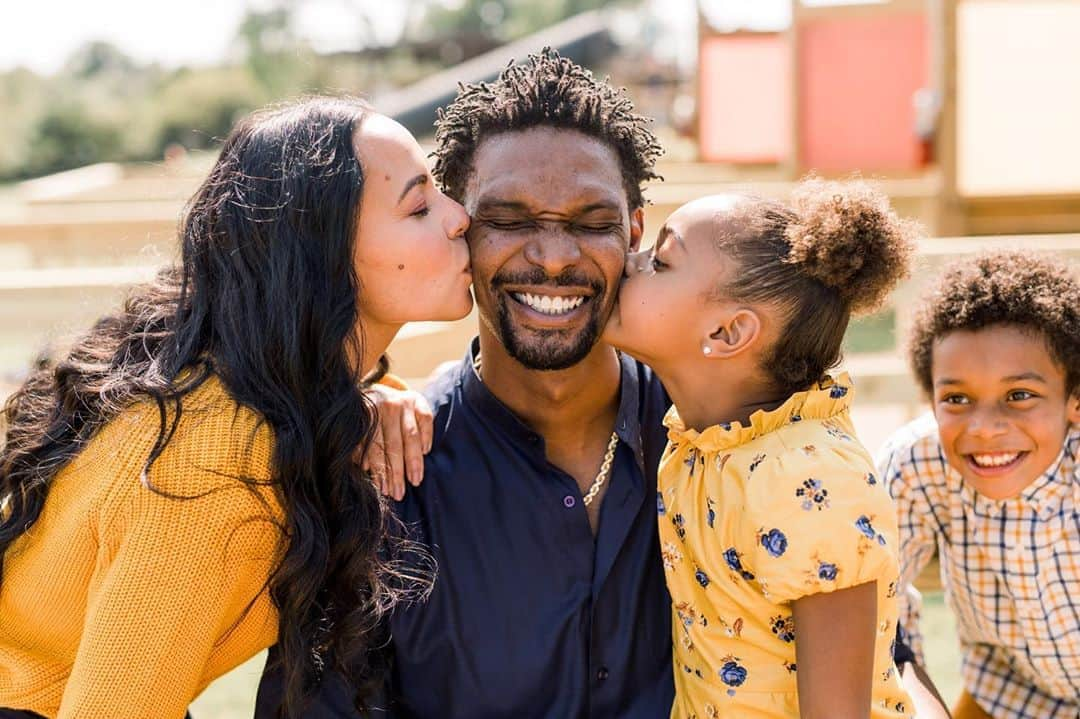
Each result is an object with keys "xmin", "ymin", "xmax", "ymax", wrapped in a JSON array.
[{"xmin": 522, "ymin": 228, "xmax": 582, "ymax": 275}]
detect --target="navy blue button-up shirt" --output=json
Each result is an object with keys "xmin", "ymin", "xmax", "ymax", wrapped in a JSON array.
[
  {"xmin": 255, "ymin": 342, "xmax": 674, "ymax": 718},
  {"xmin": 384, "ymin": 344, "xmax": 673, "ymax": 718}
]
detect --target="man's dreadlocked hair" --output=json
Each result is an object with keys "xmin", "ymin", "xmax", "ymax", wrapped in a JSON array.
[{"xmin": 433, "ymin": 47, "xmax": 663, "ymax": 208}]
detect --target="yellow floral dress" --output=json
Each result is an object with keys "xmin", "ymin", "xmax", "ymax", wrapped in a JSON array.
[{"xmin": 658, "ymin": 374, "xmax": 912, "ymax": 718}]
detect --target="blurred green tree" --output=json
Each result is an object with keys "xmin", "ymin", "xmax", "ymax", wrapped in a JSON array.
[
  {"xmin": 21, "ymin": 104, "xmax": 123, "ymax": 178},
  {"xmin": 235, "ymin": 5, "xmax": 317, "ymax": 96}
]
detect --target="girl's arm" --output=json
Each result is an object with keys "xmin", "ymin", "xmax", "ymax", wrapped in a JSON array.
[{"xmin": 793, "ymin": 581, "xmax": 877, "ymax": 719}]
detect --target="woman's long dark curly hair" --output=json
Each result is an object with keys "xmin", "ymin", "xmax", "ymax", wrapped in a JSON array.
[{"xmin": 0, "ymin": 96, "xmax": 415, "ymax": 716}]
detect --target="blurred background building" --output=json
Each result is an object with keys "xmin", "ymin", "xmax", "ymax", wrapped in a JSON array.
[{"xmin": 1, "ymin": 1, "xmax": 1079, "ymax": 714}]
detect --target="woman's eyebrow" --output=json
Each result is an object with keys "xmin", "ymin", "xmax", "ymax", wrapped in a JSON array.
[
  {"xmin": 656, "ymin": 226, "xmax": 686, "ymax": 254},
  {"xmin": 397, "ymin": 174, "xmax": 427, "ymax": 204}
]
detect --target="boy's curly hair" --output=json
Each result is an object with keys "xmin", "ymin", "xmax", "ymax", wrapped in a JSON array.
[
  {"xmin": 432, "ymin": 47, "xmax": 662, "ymax": 208},
  {"xmin": 909, "ymin": 250, "xmax": 1080, "ymax": 396}
]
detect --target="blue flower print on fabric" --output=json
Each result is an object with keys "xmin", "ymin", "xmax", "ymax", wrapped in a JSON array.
[
  {"xmin": 796, "ymin": 478, "xmax": 830, "ymax": 511},
  {"xmin": 770, "ymin": 614, "xmax": 796, "ymax": 643},
  {"xmin": 706, "ymin": 498, "xmax": 716, "ymax": 528},
  {"xmin": 695, "ymin": 569, "xmax": 711, "ymax": 588},
  {"xmin": 855, "ymin": 515, "xmax": 888, "ymax": 546},
  {"xmin": 723, "ymin": 547, "xmax": 755, "ymax": 581},
  {"xmin": 823, "ymin": 420, "xmax": 852, "ymax": 441},
  {"xmin": 817, "ymin": 561, "xmax": 838, "ymax": 581},
  {"xmin": 866, "ymin": 472, "xmax": 877, "ymax": 486},
  {"xmin": 719, "ymin": 658, "xmax": 748, "ymax": 695},
  {"xmin": 657, "ymin": 491, "xmax": 666, "ymax": 516},
  {"xmin": 684, "ymin": 448, "xmax": 697, "ymax": 468},
  {"xmin": 682, "ymin": 664, "xmax": 705, "ymax": 679},
  {"xmin": 830, "ymin": 385, "xmax": 849, "ymax": 399},
  {"xmin": 855, "ymin": 515, "xmax": 875, "ymax": 539},
  {"xmin": 759, "ymin": 528, "xmax": 788, "ymax": 558},
  {"xmin": 672, "ymin": 513, "xmax": 686, "ymax": 540}
]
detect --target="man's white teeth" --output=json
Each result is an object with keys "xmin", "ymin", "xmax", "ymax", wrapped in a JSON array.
[
  {"xmin": 514, "ymin": 293, "xmax": 586, "ymax": 315},
  {"xmin": 971, "ymin": 452, "xmax": 1021, "ymax": 468}
]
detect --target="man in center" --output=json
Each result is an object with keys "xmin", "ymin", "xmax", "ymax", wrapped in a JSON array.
[{"xmin": 383, "ymin": 50, "xmax": 671, "ymax": 717}]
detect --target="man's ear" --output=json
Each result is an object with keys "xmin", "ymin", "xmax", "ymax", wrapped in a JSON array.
[
  {"xmin": 702, "ymin": 308, "xmax": 761, "ymax": 360},
  {"xmin": 1067, "ymin": 391, "xmax": 1080, "ymax": 426},
  {"xmin": 629, "ymin": 207, "xmax": 645, "ymax": 253}
]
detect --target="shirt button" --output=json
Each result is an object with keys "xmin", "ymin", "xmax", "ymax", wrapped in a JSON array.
[
  {"xmin": 563, "ymin": 495, "xmax": 576, "ymax": 508},
  {"xmin": 596, "ymin": 667, "xmax": 610, "ymax": 681}
]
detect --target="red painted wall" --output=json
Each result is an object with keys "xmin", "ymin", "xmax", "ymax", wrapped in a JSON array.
[{"xmin": 798, "ymin": 13, "xmax": 928, "ymax": 172}]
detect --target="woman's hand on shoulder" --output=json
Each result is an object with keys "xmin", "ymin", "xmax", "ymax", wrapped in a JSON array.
[{"xmin": 362, "ymin": 384, "xmax": 433, "ymax": 500}]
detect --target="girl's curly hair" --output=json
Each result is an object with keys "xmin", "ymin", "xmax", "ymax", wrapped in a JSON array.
[{"xmin": 717, "ymin": 177, "xmax": 919, "ymax": 395}]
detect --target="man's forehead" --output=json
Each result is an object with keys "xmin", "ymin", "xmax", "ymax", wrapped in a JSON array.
[
  {"xmin": 473, "ymin": 178, "xmax": 625, "ymax": 214},
  {"xmin": 467, "ymin": 127, "xmax": 627, "ymax": 211}
]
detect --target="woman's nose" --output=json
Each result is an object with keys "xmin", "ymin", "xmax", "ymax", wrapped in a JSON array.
[{"xmin": 446, "ymin": 196, "xmax": 469, "ymax": 239}]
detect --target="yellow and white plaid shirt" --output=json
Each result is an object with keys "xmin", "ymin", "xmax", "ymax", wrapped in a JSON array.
[{"xmin": 879, "ymin": 414, "xmax": 1080, "ymax": 719}]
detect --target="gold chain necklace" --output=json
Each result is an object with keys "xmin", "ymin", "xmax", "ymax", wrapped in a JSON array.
[{"xmin": 473, "ymin": 353, "xmax": 618, "ymax": 506}]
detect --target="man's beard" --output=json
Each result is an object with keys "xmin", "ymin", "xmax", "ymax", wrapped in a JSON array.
[{"xmin": 491, "ymin": 268, "xmax": 606, "ymax": 371}]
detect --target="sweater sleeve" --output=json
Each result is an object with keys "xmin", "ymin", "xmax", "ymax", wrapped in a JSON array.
[{"xmin": 58, "ymin": 421, "xmax": 280, "ymax": 718}]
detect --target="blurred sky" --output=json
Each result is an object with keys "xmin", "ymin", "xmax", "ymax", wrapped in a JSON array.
[
  {"xmin": 0, "ymin": 0, "xmax": 813, "ymax": 75},
  {"xmin": 1, "ymin": 1, "xmax": 879, "ymax": 75},
  {"xmin": 0, "ymin": 0, "xmax": 412, "ymax": 74}
]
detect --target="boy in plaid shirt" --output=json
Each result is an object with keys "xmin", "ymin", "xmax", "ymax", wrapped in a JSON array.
[{"xmin": 879, "ymin": 251, "xmax": 1080, "ymax": 719}]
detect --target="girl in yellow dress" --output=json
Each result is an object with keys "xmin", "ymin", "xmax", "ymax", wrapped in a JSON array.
[{"xmin": 603, "ymin": 179, "xmax": 918, "ymax": 718}]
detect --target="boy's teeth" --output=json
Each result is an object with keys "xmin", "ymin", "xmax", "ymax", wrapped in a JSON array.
[
  {"xmin": 513, "ymin": 292, "xmax": 586, "ymax": 315},
  {"xmin": 971, "ymin": 452, "xmax": 1020, "ymax": 468}
]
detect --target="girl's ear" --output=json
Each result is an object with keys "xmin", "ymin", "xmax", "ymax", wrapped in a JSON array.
[
  {"xmin": 702, "ymin": 308, "xmax": 761, "ymax": 360},
  {"xmin": 1067, "ymin": 391, "xmax": 1080, "ymax": 426}
]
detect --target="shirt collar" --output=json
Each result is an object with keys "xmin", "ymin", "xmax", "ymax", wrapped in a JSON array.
[
  {"xmin": 459, "ymin": 337, "xmax": 645, "ymax": 465},
  {"xmin": 460, "ymin": 338, "xmax": 542, "ymax": 446}
]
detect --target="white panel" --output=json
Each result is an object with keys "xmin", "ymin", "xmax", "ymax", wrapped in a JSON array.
[{"xmin": 958, "ymin": 1, "xmax": 1080, "ymax": 196}]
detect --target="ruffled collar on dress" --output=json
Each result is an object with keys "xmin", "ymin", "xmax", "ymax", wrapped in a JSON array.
[{"xmin": 663, "ymin": 373, "xmax": 855, "ymax": 452}]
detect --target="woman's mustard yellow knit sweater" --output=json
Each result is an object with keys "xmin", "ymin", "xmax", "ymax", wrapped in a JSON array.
[{"xmin": 0, "ymin": 374, "xmax": 283, "ymax": 718}]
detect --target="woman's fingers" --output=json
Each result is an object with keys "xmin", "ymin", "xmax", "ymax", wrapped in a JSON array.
[
  {"xmin": 416, "ymin": 396, "xmax": 434, "ymax": 454},
  {"xmin": 401, "ymin": 406, "xmax": 425, "ymax": 487},
  {"xmin": 379, "ymin": 405, "xmax": 406, "ymax": 500},
  {"xmin": 365, "ymin": 420, "xmax": 391, "ymax": 497},
  {"xmin": 362, "ymin": 385, "xmax": 434, "ymax": 498}
]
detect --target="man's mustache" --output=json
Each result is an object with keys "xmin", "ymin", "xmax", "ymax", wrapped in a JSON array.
[{"xmin": 491, "ymin": 268, "xmax": 604, "ymax": 293}]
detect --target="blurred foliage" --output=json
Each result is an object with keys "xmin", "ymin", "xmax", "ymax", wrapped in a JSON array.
[
  {"xmin": 418, "ymin": 0, "xmax": 613, "ymax": 41},
  {"xmin": 0, "ymin": 0, "xmax": 628, "ymax": 183}
]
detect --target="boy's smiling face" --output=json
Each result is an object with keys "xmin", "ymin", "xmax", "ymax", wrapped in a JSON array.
[{"xmin": 932, "ymin": 324, "xmax": 1080, "ymax": 500}]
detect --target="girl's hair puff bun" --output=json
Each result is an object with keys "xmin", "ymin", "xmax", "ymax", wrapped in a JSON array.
[{"xmin": 784, "ymin": 177, "xmax": 919, "ymax": 314}]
